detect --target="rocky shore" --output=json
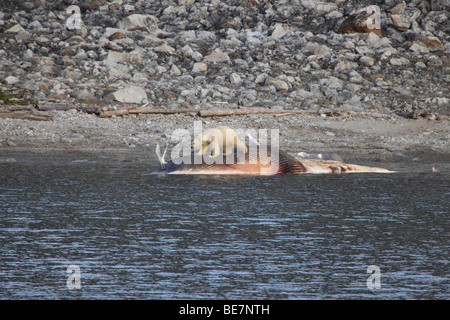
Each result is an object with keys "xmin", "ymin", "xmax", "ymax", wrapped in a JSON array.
[{"xmin": 0, "ymin": 0, "xmax": 448, "ymax": 164}]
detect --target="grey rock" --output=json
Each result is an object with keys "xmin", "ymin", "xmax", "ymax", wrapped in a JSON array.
[
  {"xmin": 154, "ymin": 43, "xmax": 175, "ymax": 55},
  {"xmin": 192, "ymin": 62, "xmax": 207, "ymax": 73},
  {"xmin": 319, "ymin": 76, "xmax": 343, "ymax": 90},
  {"xmin": 73, "ymin": 89, "xmax": 94, "ymax": 100},
  {"xmin": 155, "ymin": 65, "xmax": 167, "ymax": 74},
  {"xmin": 391, "ymin": 7, "xmax": 421, "ymax": 31},
  {"xmin": 359, "ymin": 56, "xmax": 375, "ymax": 67},
  {"xmin": 255, "ymin": 73, "xmax": 268, "ymax": 85},
  {"xmin": 102, "ymin": 52, "xmax": 131, "ymax": 78},
  {"xmin": 4, "ymin": 75, "xmax": 20, "ymax": 85},
  {"xmin": 15, "ymin": 30, "xmax": 32, "ymax": 41},
  {"xmin": 27, "ymin": 20, "xmax": 43, "ymax": 30},
  {"xmin": 59, "ymin": 68, "xmax": 83, "ymax": 80},
  {"xmin": 6, "ymin": 24, "xmax": 25, "ymax": 33},
  {"xmin": 390, "ymin": 57, "xmax": 409, "ymax": 66},
  {"xmin": 389, "ymin": 1, "xmax": 406, "ymax": 14},
  {"xmin": 410, "ymin": 42, "xmax": 430, "ymax": 54},
  {"xmin": 118, "ymin": 14, "xmax": 158, "ymax": 32},
  {"xmin": 265, "ymin": 77, "xmax": 289, "ymax": 92},
  {"xmin": 334, "ymin": 60, "xmax": 358, "ymax": 73},
  {"xmin": 365, "ymin": 32, "xmax": 383, "ymax": 48},
  {"xmin": 355, "ymin": 46, "xmax": 375, "ymax": 56},
  {"xmin": 203, "ymin": 49, "xmax": 231, "ymax": 64},
  {"xmin": 22, "ymin": 49, "xmax": 34, "ymax": 62},
  {"xmin": 178, "ymin": 75, "xmax": 194, "ymax": 83},
  {"xmin": 109, "ymin": 86, "xmax": 148, "ymax": 104},
  {"xmin": 391, "ymin": 14, "xmax": 410, "ymax": 31},
  {"xmin": 290, "ymin": 89, "xmax": 314, "ymax": 100},
  {"xmin": 181, "ymin": 45, "xmax": 203, "ymax": 62},
  {"xmin": 349, "ymin": 70, "xmax": 363, "ymax": 83},
  {"xmin": 314, "ymin": 45, "xmax": 332, "ymax": 58},
  {"xmin": 196, "ymin": 31, "xmax": 216, "ymax": 43},
  {"xmin": 415, "ymin": 61, "xmax": 426, "ymax": 69},
  {"xmin": 169, "ymin": 64, "xmax": 182, "ymax": 76},
  {"xmin": 86, "ymin": 50, "xmax": 98, "ymax": 60},
  {"xmin": 344, "ymin": 83, "xmax": 361, "ymax": 92},
  {"xmin": 301, "ymin": 0, "xmax": 338, "ymax": 14},
  {"xmin": 271, "ymin": 23, "xmax": 287, "ymax": 39},
  {"xmin": 230, "ymin": 73, "xmax": 242, "ymax": 85},
  {"xmin": 180, "ymin": 89, "xmax": 198, "ymax": 99}
]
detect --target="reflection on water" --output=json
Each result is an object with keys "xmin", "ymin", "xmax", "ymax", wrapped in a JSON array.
[{"xmin": 0, "ymin": 158, "xmax": 448, "ymax": 299}]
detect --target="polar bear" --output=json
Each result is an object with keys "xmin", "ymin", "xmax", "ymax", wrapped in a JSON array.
[{"xmin": 193, "ymin": 126, "xmax": 248, "ymax": 157}]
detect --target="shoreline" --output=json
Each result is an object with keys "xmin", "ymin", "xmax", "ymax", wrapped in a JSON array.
[{"xmin": 1, "ymin": 110, "xmax": 448, "ymax": 166}]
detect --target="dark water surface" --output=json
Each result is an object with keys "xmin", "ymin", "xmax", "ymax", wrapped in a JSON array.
[{"xmin": 0, "ymin": 155, "xmax": 448, "ymax": 299}]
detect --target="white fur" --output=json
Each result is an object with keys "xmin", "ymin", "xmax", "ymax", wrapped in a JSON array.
[{"xmin": 193, "ymin": 126, "xmax": 247, "ymax": 157}]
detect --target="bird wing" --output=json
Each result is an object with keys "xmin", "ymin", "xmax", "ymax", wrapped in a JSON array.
[
  {"xmin": 247, "ymin": 133, "xmax": 259, "ymax": 145},
  {"xmin": 156, "ymin": 143, "xmax": 161, "ymax": 159}
]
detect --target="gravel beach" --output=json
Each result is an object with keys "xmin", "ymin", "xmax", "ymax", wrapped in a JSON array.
[{"xmin": 0, "ymin": 0, "xmax": 448, "ymax": 165}]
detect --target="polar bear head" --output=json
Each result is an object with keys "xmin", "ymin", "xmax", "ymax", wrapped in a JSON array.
[{"xmin": 193, "ymin": 126, "xmax": 248, "ymax": 157}]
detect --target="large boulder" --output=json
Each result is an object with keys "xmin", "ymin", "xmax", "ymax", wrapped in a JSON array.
[
  {"xmin": 108, "ymin": 86, "xmax": 148, "ymax": 104},
  {"xmin": 118, "ymin": 14, "xmax": 158, "ymax": 32}
]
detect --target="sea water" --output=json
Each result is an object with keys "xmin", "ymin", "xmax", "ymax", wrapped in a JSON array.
[{"xmin": 0, "ymin": 156, "xmax": 448, "ymax": 299}]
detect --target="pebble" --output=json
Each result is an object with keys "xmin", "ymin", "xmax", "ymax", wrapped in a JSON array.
[
  {"xmin": 414, "ymin": 61, "xmax": 426, "ymax": 69},
  {"xmin": 192, "ymin": 62, "xmax": 207, "ymax": 73},
  {"xmin": 154, "ymin": 43, "xmax": 175, "ymax": 55},
  {"xmin": 265, "ymin": 77, "xmax": 289, "ymax": 92},
  {"xmin": 409, "ymin": 42, "xmax": 430, "ymax": 54},
  {"xmin": 359, "ymin": 56, "xmax": 375, "ymax": 67},
  {"xmin": 5, "ymin": 76, "xmax": 20, "ymax": 85},
  {"xmin": 230, "ymin": 73, "xmax": 242, "ymax": 85},
  {"xmin": 390, "ymin": 57, "xmax": 409, "ymax": 66}
]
